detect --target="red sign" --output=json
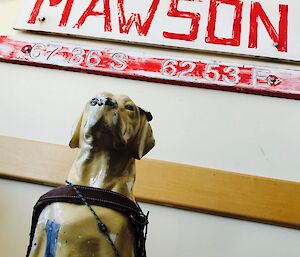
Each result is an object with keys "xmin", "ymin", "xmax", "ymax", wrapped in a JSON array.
[
  {"xmin": 1, "ymin": 36, "xmax": 300, "ymax": 99},
  {"xmin": 14, "ymin": 0, "xmax": 299, "ymax": 62}
]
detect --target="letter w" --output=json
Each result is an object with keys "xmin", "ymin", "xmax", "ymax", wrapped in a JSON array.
[{"xmin": 118, "ymin": 0, "xmax": 160, "ymax": 36}]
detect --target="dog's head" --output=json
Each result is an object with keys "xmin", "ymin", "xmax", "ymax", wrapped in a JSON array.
[{"xmin": 69, "ymin": 92, "xmax": 155, "ymax": 159}]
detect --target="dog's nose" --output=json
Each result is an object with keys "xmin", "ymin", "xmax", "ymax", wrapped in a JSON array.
[
  {"xmin": 89, "ymin": 97, "xmax": 118, "ymax": 107},
  {"xmin": 103, "ymin": 97, "xmax": 117, "ymax": 107}
]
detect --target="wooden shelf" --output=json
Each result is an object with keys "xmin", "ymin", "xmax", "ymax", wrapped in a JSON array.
[{"xmin": 0, "ymin": 135, "xmax": 299, "ymax": 229}]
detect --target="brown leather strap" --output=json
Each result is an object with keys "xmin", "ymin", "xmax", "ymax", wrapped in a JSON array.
[{"xmin": 26, "ymin": 184, "xmax": 148, "ymax": 257}]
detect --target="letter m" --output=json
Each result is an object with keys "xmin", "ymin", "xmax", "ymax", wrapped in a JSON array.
[{"xmin": 28, "ymin": 0, "xmax": 74, "ymax": 27}]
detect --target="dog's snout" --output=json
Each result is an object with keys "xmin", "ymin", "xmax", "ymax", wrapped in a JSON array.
[{"xmin": 104, "ymin": 98, "xmax": 117, "ymax": 107}]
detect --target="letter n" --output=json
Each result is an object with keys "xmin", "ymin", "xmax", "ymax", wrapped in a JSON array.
[{"xmin": 248, "ymin": 2, "xmax": 288, "ymax": 52}]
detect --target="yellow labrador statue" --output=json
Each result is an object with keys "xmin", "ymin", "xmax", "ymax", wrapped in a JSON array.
[{"xmin": 26, "ymin": 92, "xmax": 155, "ymax": 257}]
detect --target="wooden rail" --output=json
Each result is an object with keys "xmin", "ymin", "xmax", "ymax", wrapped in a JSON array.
[{"xmin": 0, "ymin": 135, "xmax": 299, "ymax": 229}]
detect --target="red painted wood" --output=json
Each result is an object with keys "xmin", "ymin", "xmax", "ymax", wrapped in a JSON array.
[{"xmin": 1, "ymin": 35, "xmax": 300, "ymax": 100}]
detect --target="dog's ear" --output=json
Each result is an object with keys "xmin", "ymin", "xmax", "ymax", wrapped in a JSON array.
[
  {"xmin": 132, "ymin": 113, "xmax": 155, "ymax": 160},
  {"xmin": 69, "ymin": 113, "xmax": 83, "ymax": 148}
]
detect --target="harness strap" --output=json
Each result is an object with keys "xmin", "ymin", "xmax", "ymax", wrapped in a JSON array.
[{"xmin": 26, "ymin": 184, "xmax": 148, "ymax": 257}]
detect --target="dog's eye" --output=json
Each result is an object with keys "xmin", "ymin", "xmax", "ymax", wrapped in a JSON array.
[{"xmin": 125, "ymin": 104, "xmax": 134, "ymax": 111}]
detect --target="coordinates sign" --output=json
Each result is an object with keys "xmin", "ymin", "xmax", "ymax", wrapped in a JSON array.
[
  {"xmin": 1, "ymin": 36, "xmax": 300, "ymax": 99},
  {"xmin": 15, "ymin": 0, "xmax": 299, "ymax": 62}
]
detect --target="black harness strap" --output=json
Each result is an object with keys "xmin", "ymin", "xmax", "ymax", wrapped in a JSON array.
[{"xmin": 26, "ymin": 184, "xmax": 148, "ymax": 257}]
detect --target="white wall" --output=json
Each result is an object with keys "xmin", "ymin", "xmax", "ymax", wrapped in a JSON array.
[{"xmin": 0, "ymin": 0, "xmax": 300, "ymax": 257}]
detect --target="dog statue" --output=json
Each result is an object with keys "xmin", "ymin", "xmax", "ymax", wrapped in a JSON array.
[{"xmin": 26, "ymin": 92, "xmax": 155, "ymax": 257}]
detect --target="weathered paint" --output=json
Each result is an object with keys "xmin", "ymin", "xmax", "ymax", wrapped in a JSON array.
[
  {"xmin": 1, "ymin": 36, "xmax": 300, "ymax": 100},
  {"xmin": 45, "ymin": 220, "xmax": 60, "ymax": 257},
  {"xmin": 14, "ymin": 0, "xmax": 299, "ymax": 62}
]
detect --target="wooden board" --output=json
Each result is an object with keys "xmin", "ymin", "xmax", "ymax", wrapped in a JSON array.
[
  {"xmin": 0, "ymin": 135, "xmax": 300, "ymax": 230},
  {"xmin": 1, "ymin": 36, "xmax": 300, "ymax": 100},
  {"xmin": 14, "ymin": 0, "xmax": 299, "ymax": 62}
]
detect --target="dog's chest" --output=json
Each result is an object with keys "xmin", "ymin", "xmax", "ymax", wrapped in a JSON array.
[{"xmin": 37, "ymin": 203, "xmax": 136, "ymax": 257}]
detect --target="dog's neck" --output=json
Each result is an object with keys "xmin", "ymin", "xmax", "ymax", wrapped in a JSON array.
[{"xmin": 68, "ymin": 145, "xmax": 136, "ymax": 200}]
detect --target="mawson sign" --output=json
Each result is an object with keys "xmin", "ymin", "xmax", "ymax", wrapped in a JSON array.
[{"xmin": 15, "ymin": 0, "xmax": 298, "ymax": 62}]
